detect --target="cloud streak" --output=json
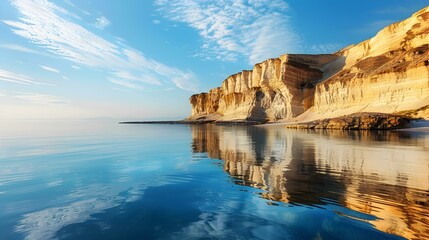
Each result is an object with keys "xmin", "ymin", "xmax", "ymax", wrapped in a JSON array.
[
  {"xmin": 14, "ymin": 92, "xmax": 69, "ymax": 105},
  {"xmin": 4, "ymin": 0, "xmax": 199, "ymax": 92},
  {"xmin": 0, "ymin": 43, "xmax": 46, "ymax": 56},
  {"xmin": 0, "ymin": 68, "xmax": 53, "ymax": 85},
  {"xmin": 39, "ymin": 65, "xmax": 60, "ymax": 73},
  {"xmin": 155, "ymin": 0, "xmax": 301, "ymax": 64}
]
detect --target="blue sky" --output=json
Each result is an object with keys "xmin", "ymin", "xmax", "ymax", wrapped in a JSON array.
[{"xmin": 0, "ymin": 0, "xmax": 428, "ymax": 120}]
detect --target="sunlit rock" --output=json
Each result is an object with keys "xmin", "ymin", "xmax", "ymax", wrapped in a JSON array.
[{"xmin": 188, "ymin": 6, "xmax": 429, "ymax": 123}]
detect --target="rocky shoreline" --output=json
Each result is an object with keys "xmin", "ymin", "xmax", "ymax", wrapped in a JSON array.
[
  {"xmin": 120, "ymin": 112, "xmax": 419, "ymax": 130},
  {"xmin": 119, "ymin": 120, "xmax": 264, "ymax": 126},
  {"xmin": 285, "ymin": 113, "xmax": 412, "ymax": 130}
]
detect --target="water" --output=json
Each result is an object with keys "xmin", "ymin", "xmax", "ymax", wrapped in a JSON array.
[{"xmin": 0, "ymin": 120, "xmax": 428, "ymax": 240}]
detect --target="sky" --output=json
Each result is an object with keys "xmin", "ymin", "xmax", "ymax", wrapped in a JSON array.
[{"xmin": 0, "ymin": 0, "xmax": 428, "ymax": 120}]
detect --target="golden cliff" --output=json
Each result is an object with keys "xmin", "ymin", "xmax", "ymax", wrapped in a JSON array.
[
  {"xmin": 188, "ymin": 6, "xmax": 429, "ymax": 122},
  {"xmin": 189, "ymin": 54, "xmax": 337, "ymax": 122}
]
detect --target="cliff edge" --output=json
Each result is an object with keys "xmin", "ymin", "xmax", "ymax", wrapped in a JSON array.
[{"xmin": 188, "ymin": 6, "xmax": 429, "ymax": 123}]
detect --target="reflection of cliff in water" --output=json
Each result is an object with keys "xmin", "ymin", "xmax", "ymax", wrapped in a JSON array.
[
  {"xmin": 191, "ymin": 125, "xmax": 429, "ymax": 239},
  {"xmin": 192, "ymin": 125, "xmax": 346, "ymax": 205}
]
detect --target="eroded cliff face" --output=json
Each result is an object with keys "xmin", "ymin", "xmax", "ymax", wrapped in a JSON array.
[
  {"xmin": 189, "ymin": 6, "xmax": 429, "ymax": 122},
  {"xmin": 189, "ymin": 55, "xmax": 337, "ymax": 122},
  {"xmin": 310, "ymin": 7, "xmax": 429, "ymax": 119}
]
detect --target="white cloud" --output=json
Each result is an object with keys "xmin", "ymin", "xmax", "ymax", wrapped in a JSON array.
[
  {"xmin": 153, "ymin": 19, "xmax": 161, "ymax": 24},
  {"xmin": 0, "ymin": 68, "xmax": 53, "ymax": 85},
  {"xmin": 171, "ymin": 72, "xmax": 199, "ymax": 93},
  {"xmin": 0, "ymin": 43, "xmax": 46, "ymax": 56},
  {"xmin": 14, "ymin": 92, "xmax": 69, "ymax": 105},
  {"xmin": 63, "ymin": 0, "xmax": 74, "ymax": 7},
  {"xmin": 111, "ymin": 70, "xmax": 161, "ymax": 86},
  {"xmin": 109, "ymin": 79, "xmax": 144, "ymax": 91},
  {"xmin": 71, "ymin": 65, "xmax": 81, "ymax": 69},
  {"xmin": 94, "ymin": 16, "xmax": 111, "ymax": 29},
  {"xmin": 39, "ymin": 65, "xmax": 60, "ymax": 73},
  {"xmin": 4, "ymin": 0, "xmax": 199, "ymax": 92},
  {"xmin": 155, "ymin": 0, "xmax": 301, "ymax": 64}
]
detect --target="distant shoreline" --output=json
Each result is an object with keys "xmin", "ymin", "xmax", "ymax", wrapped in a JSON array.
[
  {"xmin": 120, "ymin": 113, "xmax": 429, "ymax": 131},
  {"xmin": 119, "ymin": 120, "xmax": 263, "ymax": 126}
]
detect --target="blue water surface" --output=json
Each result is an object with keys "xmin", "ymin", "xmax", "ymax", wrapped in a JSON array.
[{"xmin": 0, "ymin": 120, "xmax": 428, "ymax": 239}]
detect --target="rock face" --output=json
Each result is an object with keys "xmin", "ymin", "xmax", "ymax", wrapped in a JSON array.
[
  {"xmin": 188, "ymin": 6, "xmax": 429, "ymax": 122},
  {"xmin": 189, "ymin": 54, "xmax": 338, "ymax": 122},
  {"xmin": 312, "ymin": 7, "xmax": 429, "ymax": 118}
]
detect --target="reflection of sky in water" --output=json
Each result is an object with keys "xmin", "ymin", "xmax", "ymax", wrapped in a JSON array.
[{"xmin": 0, "ymin": 120, "xmax": 427, "ymax": 239}]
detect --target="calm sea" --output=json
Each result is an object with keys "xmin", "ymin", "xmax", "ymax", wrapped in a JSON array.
[{"xmin": 0, "ymin": 120, "xmax": 428, "ymax": 240}]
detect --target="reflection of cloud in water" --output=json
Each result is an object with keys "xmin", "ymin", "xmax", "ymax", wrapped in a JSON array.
[
  {"xmin": 167, "ymin": 211, "xmax": 293, "ymax": 240},
  {"xmin": 15, "ymin": 179, "xmax": 170, "ymax": 239},
  {"xmin": 15, "ymin": 181, "xmax": 139, "ymax": 240},
  {"xmin": 47, "ymin": 180, "xmax": 63, "ymax": 187},
  {"xmin": 16, "ymin": 197, "xmax": 123, "ymax": 240},
  {"xmin": 167, "ymin": 188, "xmax": 402, "ymax": 240}
]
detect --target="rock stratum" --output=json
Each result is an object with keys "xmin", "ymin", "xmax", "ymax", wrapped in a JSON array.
[{"xmin": 188, "ymin": 7, "xmax": 429, "ymax": 123}]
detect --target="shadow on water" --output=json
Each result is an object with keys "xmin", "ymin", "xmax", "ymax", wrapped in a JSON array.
[{"xmin": 191, "ymin": 125, "xmax": 429, "ymax": 240}]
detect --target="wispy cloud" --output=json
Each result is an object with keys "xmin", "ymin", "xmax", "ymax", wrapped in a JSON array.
[
  {"xmin": 94, "ymin": 16, "xmax": 110, "ymax": 29},
  {"xmin": 63, "ymin": 0, "xmax": 74, "ymax": 7},
  {"xmin": 14, "ymin": 92, "xmax": 69, "ymax": 104},
  {"xmin": 155, "ymin": 0, "xmax": 300, "ymax": 64},
  {"xmin": 4, "ymin": 0, "xmax": 199, "ymax": 92},
  {"xmin": 39, "ymin": 65, "xmax": 60, "ymax": 73},
  {"xmin": 71, "ymin": 65, "xmax": 81, "ymax": 70},
  {"xmin": 0, "ymin": 43, "xmax": 46, "ymax": 56},
  {"xmin": 0, "ymin": 68, "xmax": 53, "ymax": 85},
  {"xmin": 111, "ymin": 70, "xmax": 161, "ymax": 86},
  {"xmin": 109, "ymin": 79, "xmax": 144, "ymax": 91},
  {"xmin": 153, "ymin": 19, "xmax": 161, "ymax": 25}
]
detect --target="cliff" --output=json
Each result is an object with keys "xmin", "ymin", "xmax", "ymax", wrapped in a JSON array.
[
  {"xmin": 188, "ymin": 6, "xmax": 429, "ymax": 122},
  {"xmin": 189, "ymin": 54, "xmax": 337, "ymax": 122}
]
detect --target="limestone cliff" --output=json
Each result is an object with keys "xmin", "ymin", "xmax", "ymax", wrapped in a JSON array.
[
  {"xmin": 188, "ymin": 6, "xmax": 429, "ymax": 122},
  {"xmin": 190, "ymin": 54, "xmax": 337, "ymax": 122},
  {"xmin": 310, "ymin": 7, "xmax": 429, "ymax": 119}
]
